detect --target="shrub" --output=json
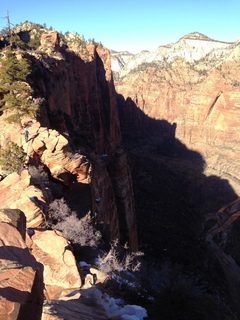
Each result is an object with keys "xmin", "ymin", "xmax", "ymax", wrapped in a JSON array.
[
  {"xmin": 0, "ymin": 142, "xmax": 26, "ymax": 173},
  {"xmin": 48, "ymin": 198, "xmax": 101, "ymax": 247},
  {"xmin": 98, "ymin": 240, "xmax": 143, "ymax": 275},
  {"xmin": 48, "ymin": 197, "xmax": 71, "ymax": 221}
]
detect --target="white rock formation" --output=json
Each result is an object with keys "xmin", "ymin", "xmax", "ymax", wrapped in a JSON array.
[{"xmin": 111, "ymin": 32, "xmax": 234, "ymax": 78}]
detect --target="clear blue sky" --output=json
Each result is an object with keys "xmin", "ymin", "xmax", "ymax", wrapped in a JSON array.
[{"xmin": 1, "ymin": 0, "xmax": 240, "ymax": 53}]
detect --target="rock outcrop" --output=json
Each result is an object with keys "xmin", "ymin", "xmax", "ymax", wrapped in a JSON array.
[
  {"xmin": 0, "ymin": 28, "xmax": 138, "ymax": 251},
  {"xmin": 0, "ymin": 209, "xmax": 26, "ymax": 241},
  {"xmin": 0, "ymin": 170, "xmax": 48, "ymax": 228},
  {"xmin": 29, "ymin": 229, "xmax": 81, "ymax": 300},
  {"xmin": 0, "ymin": 213, "xmax": 44, "ymax": 320}
]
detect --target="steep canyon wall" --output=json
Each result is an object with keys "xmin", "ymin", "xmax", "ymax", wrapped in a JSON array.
[
  {"xmin": 0, "ymin": 30, "xmax": 138, "ymax": 251},
  {"xmin": 114, "ymin": 43, "xmax": 240, "ymax": 195}
]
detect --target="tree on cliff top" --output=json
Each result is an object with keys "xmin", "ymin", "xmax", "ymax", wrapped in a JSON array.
[
  {"xmin": 0, "ymin": 46, "xmax": 39, "ymax": 126},
  {"xmin": 0, "ymin": 142, "xmax": 26, "ymax": 173}
]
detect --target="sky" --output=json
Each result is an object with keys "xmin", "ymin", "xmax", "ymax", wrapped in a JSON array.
[{"xmin": 1, "ymin": 0, "xmax": 240, "ymax": 54}]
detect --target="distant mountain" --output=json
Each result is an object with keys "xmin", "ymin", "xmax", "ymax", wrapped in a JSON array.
[{"xmin": 111, "ymin": 32, "xmax": 235, "ymax": 79}]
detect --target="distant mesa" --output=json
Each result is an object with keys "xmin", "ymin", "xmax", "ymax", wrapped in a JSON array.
[
  {"xmin": 180, "ymin": 32, "xmax": 214, "ymax": 41},
  {"xmin": 179, "ymin": 31, "xmax": 234, "ymax": 44}
]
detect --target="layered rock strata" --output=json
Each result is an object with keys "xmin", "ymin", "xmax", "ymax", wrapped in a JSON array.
[
  {"xmin": 0, "ymin": 211, "xmax": 44, "ymax": 320},
  {"xmin": 0, "ymin": 29, "xmax": 138, "ymax": 250},
  {"xmin": 29, "ymin": 229, "xmax": 81, "ymax": 300},
  {"xmin": 114, "ymin": 39, "xmax": 240, "ymax": 194}
]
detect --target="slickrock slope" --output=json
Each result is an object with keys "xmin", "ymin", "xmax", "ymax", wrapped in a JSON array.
[
  {"xmin": 0, "ymin": 211, "xmax": 44, "ymax": 320},
  {"xmin": 42, "ymin": 294, "xmax": 109, "ymax": 320},
  {"xmin": 29, "ymin": 229, "xmax": 81, "ymax": 300}
]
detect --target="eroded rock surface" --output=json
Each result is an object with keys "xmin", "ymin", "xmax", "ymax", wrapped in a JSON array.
[
  {"xmin": 0, "ymin": 220, "xmax": 43, "ymax": 320},
  {"xmin": 0, "ymin": 170, "xmax": 47, "ymax": 228},
  {"xmin": 0, "ymin": 209, "xmax": 26, "ymax": 241},
  {"xmin": 0, "ymin": 27, "xmax": 138, "ymax": 250},
  {"xmin": 42, "ymin": 292, "xmax": 109, "ymax": 320},
  {"xmin": 30, "ymin": 230, "xmax": 81, "ymax": 300}
]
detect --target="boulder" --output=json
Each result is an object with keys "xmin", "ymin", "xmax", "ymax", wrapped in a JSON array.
[
  {"xmin": 40, "ymin": 30, "xmax": 60, "ymax": 55},
  {"xmin": 0, "ymin": 222, "xmax": 44, "ymax": 320},
  {"xmin": 0, "ymin": 170, "xmax": 46, "ymax": 228},
  {"xmin": 0, "ymin": 209, "xmax": 26, "ymax": 241},
  {"xmin": 30, "ymin": 230, "xmax": 81, "ymax": 299}
]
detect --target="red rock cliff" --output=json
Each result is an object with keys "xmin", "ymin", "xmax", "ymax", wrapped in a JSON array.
[
  {"xmin": 0, "ymin": 30, "xmax": 138, "ymax": 250},
  {"xmin": 115, "ymin": 54, "xmax": 240, "ymax": 195}
]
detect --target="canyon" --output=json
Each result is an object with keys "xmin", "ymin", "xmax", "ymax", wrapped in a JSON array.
[
  {"xmin": 113, "ymin": 32, "xmax": 240, "ymax": 194},
  {"xmin": 113, "ymin": 31, "xmax": 240, "ymax": 318},
  {"xmin": 0, "ymin": 24, "xmax": 240, "ymax": 319}
]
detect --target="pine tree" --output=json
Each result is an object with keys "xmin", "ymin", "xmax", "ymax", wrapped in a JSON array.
[
  {"xmin": 0, "ymin": 46, "xmax": 39, "ymax": 125},
  {"xmin": 0, "ymin": 142, "xmax": 26, "ymax": 173}
]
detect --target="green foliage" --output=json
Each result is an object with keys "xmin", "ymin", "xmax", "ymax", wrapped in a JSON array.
[
  {"xmin": 0, "ymin": 47, "xmax": 39, "ymax": 125},
  {"xmin": 0, "ymin": 142, "xmax": 26, "ymax": 173},
  {"xmin": 27, "ymin": 35, "xmax": 41, "ymax": 50},
  {"xmin": 63, "ymin": 32, "xmax": 87, "ymax": 48},
  {"xmin": 0, "ymin": 47, "xmax": 30, "ymax": 83}
]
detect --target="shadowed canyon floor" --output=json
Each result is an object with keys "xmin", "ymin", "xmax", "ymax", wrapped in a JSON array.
[{"xmin": 118, "ymin": 96, "xmax": 240, "ymax": 318}]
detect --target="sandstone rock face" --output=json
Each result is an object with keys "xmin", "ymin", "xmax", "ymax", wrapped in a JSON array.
[
  {"xmin": 114, "ymin": 39, "xmax": 240, "ymax": 195},
  {"xmin": 0, "ymin": 221, "xmax": 43, "ymax": 320},
  {"xmin": 0, "ymin": 209, "xmax": 26, "ymax": 241},
  {"xmin": 40, "ymin": 30, "xmax": 60, "ymax": 55},
  {"xmin": 42, "ymin": 293, "xmax": 109, "ymax": 320},
  {"xmin": 30, "ymin": 230, "xmax": 81, "ymax": 300},
  {"xmin": 0, "ymin": 29, "xmax": 138, "ymax": 251},
  {"xmin": 0, "ymin": 170, "xmax": 47, "ymax": 228},
  {"xmin": 113, "ymin": 34, "xmax": 240, "ymax": 313},
  {"xmin": 33, "ymin": 31, "xmax": 137, "ymax": 250},
  {"xmin": 24, "ymin": 122, "xmax": 91, "ymax": 184}
]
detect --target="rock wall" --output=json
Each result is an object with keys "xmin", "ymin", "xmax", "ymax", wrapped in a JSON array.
[
  {"xmin": 0, "ymin": 30, "xmax": 138, "ymax": 250},
  {"xmin": 114, "ymin": 35, "xmax": 240, "ymax": 313},
  {"xmin": 115, "ymin": 53, "xmax": 240, "ymax": 195},
  {"xmin": 36, "ymin": 32, "xmax": 137, "ymax": 250}
]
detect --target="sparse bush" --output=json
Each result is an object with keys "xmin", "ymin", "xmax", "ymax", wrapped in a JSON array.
[
  {"xmin": 0, "ymin": 142, "xmax": 26, "ymax": 173},
  {"xmin": 28, "ymin": 164, "xmax": 63, "ymax": 199},
  {"xmin": 48, "ymin": 197, "xmax": 71, "ymax": 221},
  {"xmin": 48, "ymin": 198, "xmax": 101, "ymax": 247},
  {"xmin": 198, "ymin": 69, "xmax": 208, "ymax": 76},
  {"xmin": 28, "ymin": 165, "xmax": 49, "ymax": 187},
  {"xmin": 98, "ymin": 240, "xmax": 143, "ymax": 275}
]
